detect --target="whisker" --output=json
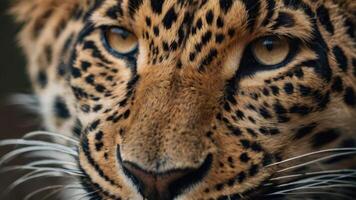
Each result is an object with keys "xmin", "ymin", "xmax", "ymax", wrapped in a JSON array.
[
  {"xmin": 270, "ymin": 169, "xmax": 356, "ymax": 181},
  {"xmin": 277, "ymin": 152, "xmax": 356, "ymax": 173},
  {"xmin": 270, "ymin": 172, "xmax": 356, "ymax": 195},
  {"xmin": 267, "ymin": 148, "xmax": 356, "ymax": 167},
  {"xmin": 272, "ymin": 191, "xmax": 354, "ymax": 200},
  {"xmin": 0, "ymin": 139, "xmax": 77, "ymax": 152},
  {"xmin": 0, "ymin": 146, "xmax": 78, "ymax": 166},
  {"xmin": 40, "ymin": 184, "xmax": 84, "ymax": 200},
  {"xmin": 23, "ymin": 131, "xmax": 79, "ymax": 144},
  {"xmin": 4, "ymin": 170, "xmax": 83, "ymax": 196},
  {"xmin": 74, "ymin": 189, "xmax": 101, "ymax": 200},
  {"xmin": 27, "ymin": 159, "xmax": 78, "ymax": 168},
  {"xmin": 0, "ymin": 165, "xmax": 84, "ymax": 176},
  {"xmin": 24, "ymin": 185, "xmax": 66, "ymax": 200}
]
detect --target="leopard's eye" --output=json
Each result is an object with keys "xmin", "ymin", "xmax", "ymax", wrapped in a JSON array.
[
  {"xmin": 103, "ymin": 27, "xmax": 138, "ymax": 56},
  {"xmin": 251, "ymin": 36, "xmax": 290, "ymax": 66}
]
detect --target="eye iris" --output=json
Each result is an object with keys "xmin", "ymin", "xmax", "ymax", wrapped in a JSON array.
[
  {"xmin": 252, "ymin": 36, "xmax": 290, "ymax": 66},
  {"xmin": 105, "ymin": 27, "xmax": 138, "ymax": 55}
]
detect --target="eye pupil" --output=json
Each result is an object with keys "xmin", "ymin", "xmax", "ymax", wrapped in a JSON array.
[{"xmin": 263, "ymin": 40, "xmax": 275, "ymax": 51}]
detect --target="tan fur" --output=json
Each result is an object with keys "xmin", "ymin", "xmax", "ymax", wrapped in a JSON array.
[{"xmin": 11, "ymin": 0, "xmax": 356, "ymax": 199}]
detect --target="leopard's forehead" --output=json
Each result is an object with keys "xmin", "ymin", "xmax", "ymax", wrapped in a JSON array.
[{"xmin": 90, "ymin": 0, "xmax": 315, "ymax": 66}]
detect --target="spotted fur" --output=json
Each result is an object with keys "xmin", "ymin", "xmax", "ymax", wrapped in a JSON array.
[{"xmin": 8, "ymin": 0, "xmax": 356, "ymax": 199}]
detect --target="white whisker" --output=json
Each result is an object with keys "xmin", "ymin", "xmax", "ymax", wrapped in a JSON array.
[
  {"xmin": 267, "ymin": 148, "xmax": 356, "ymax": 167},
  {"xmin": 270, "ymin": 169, "xmax": 356, "ymax": 181},
  {"xmin": 0, "ymin": 146, "xmax": 78, "ymax": 166},
  {"xmin": 23, "ymin": 131, "xmax": 79, "ymax": 144},
  {"xmin": 277, "ymin": 152, "xmax": 356, "ymax": 173},
  {"xmin": 272, "ymin": 191, "xmax": 354, "ymax": 200}
]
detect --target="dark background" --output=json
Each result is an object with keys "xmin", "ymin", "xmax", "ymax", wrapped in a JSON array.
[{"xmin": 0, "ymin": 1, "xmax": 42, "ymax": 199}]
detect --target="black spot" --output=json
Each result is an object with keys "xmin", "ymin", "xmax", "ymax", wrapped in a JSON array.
[
  {"xmin": 272, "ymin": 12, "xmax": 295, "ymax": 29},
  {"xmin": 71, "ymin": 67, "xmax": 81, "ymax": 78},
  {"xmin": 294, "ymin": 123, "xmax": 317, "ymax": 140},
  {"xmin": 251, "ymin": 142, "xmax": 263, "ymax": 152},
  {"xmin": 219, "ymin": 0, "xmax": 234, "ymax": 13},
  {"xmin": 283, "ymin": 83, "xmax": 294, "ymax": 94},
  {"xmin": 270, "ymin": 85, "xmax": 280, "ymax": 95},
  {"xmin": 262, "ymin": 0, "xmax": 276, "ymax": 26},
  {"xmin": 232, "ymin": 127, "xmax": 242, "ymax": 136},
  {"xmin": 95, "ymin": 142, "xmax": 104, "ymax": 151},
  {"xmin": 128, "ymin": 0, "xmax": 143, "ymax": 17},
  {"xmin": 37, "ymin": 70, "xmax": 48, "ymax": 88},
  {"xmin": 273, "ymin": 101, "xmax": 287, "ymax": 115},
  {"xmin": 81, "ymin": 104, "xmax": 91, "ymax": 113},
  {"xmin": 153, "ymin": 26, "xmax": 160, "ymax": 36},
  {"xmin": 162, "ymin": 7, "xmax": 177, "ymax": 29},
  {"xmin": 89, "ymin": 119, "xmax": 101, "ymax": 130},
  {"xmin": 331, "ymin": 76, "xmax": 343, "ymax": 92},
  {"xmin": 216, "ymin": 34, "xmax": 225, "ymax": 43},
  {"xmin": 54, "ymin": 96, "xmax": 71, "ymax": 119},
  {"xmin": 199, "ymin": 48, "xmax": 218, "ymax": 71},
  {"xmin": 150, "ymin": 0, "xmax": 164, "ymax": 14},
  {"xmin": 344, "ymin": 17, "xmax": 355, "ymax": 38},
  {"xmin": 241, "ymin": 0, "xmax": 261, "ymax": 31},
  {"xmin": 332, "ymin": 46, "xmax": 348, "ymax": 72},
  {"xmin": 344, "ymin": 87, "xmax": 355, "ymax": 106},
  {"xmin": 259, "ymin": 107, "xmax": 272, "ymax": 119},
  {"xmin": 239, "ymin": 153, "xmax": 250, "ymax": 163},
  {"xmin": 217, "ymin": 17, "xmax": 224, "ymax": 28},
  {"xmin": 249, "ymin": 164, "xmax": 259, "ymax": 176},
  {"xmin": 316, "ymin": 5, "xmax": 334, "ymax": 35},
  {"xmin": 106, "ymin": 5, "xmax": 122, "ymax": 19},
  {"xmin": 299, "ymin": 85, "xmax": 312, "ymax": 96},
  {"xmin": 289, "ymin": 105, "xmax": 312, "ymax": 116},
  {"xmin": 95, "ymin": 131, "xmax": 104, "ymax": 141},
  {"xmin": 205, "ymin": 10, "xmax": 214, "ymax": 25},
  {"xmin": 235, "ymin": 110, "xmax": 245, "ymax": 119},
  {"xmin": 145, "ymin": 17, "xmax": 152, "ymax": 27},
  {"xmin": 81, "ymin": 61, "xmax": 91, "ymax": 71},
  {"xmin": 237, "ymin": 171, "xmax": 246, "ymax": 183},
  {"xmin": 240, "ymin": 139, "xmax": 250, "ymax": 149},
  {"xmin": 312, "ymin": 129, "xmax": 340, "ymax": 148}
]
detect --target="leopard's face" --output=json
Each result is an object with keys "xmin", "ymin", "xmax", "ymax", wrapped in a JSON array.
[{"xmin": 7, "ymin": 0, "xmax": 356, "ymax": 199}]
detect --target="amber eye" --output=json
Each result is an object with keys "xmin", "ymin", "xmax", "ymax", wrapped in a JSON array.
[
  {"xmin": 103, "ymin": 27, "xmax": 138, "ymax": 56},
  {"xmin": 251, "ymin": 36, "xmax": 290, "ymax": 66}
]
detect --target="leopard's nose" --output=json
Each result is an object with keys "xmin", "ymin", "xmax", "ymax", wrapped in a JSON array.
[{"xmin": 121, "ymin": 155, "xmax": 212, "ymax": 200}]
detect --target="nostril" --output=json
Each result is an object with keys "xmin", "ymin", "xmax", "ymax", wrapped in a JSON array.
[
  {"xmin": 122, "ymin": 162, "xmax": 191, "ymax": 200},
  {"xmin": 120, "ymin": 154, "xmax": 213, "ymax": 200}
]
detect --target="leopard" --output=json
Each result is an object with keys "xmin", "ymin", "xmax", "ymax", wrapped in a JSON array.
[{"xmin": 1, "ymin": 0, "xmax": 356, "ymax": 199}]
